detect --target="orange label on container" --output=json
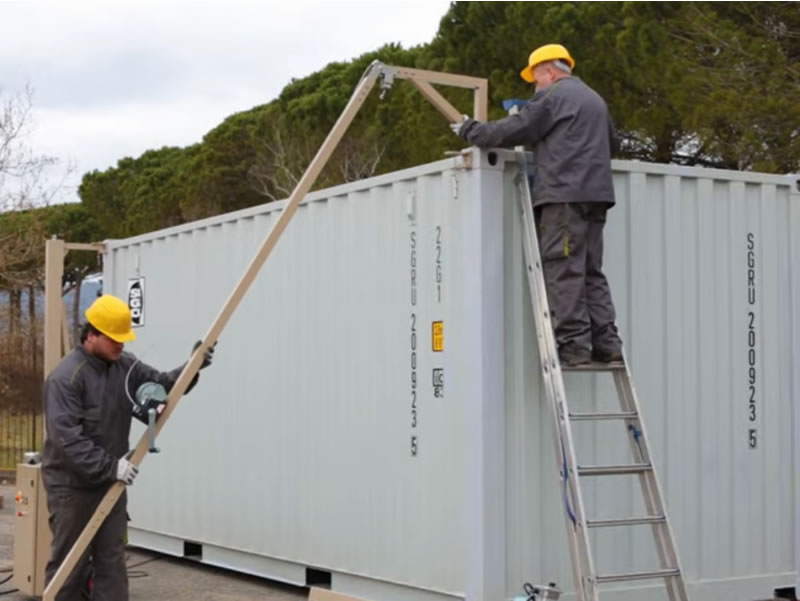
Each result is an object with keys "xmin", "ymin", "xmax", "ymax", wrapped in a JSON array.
[{"xmin": 432, "ymin": 321, "xmax": 444, "ymax": 352}]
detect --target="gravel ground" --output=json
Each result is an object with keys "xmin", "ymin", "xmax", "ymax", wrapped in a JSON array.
[{"xmin": 0, "ymin": 481, "xmax": 307, "ymax": 600}]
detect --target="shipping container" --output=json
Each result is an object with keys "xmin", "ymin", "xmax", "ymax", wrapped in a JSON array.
[{"xmin": 102, "ymin": 149, "xmax": 800, "ymax": 601}]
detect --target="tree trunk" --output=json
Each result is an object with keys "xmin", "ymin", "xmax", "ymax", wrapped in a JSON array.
[
  {"xmin": 29, "ymin": 284, "xmax": 37, "ymax": 374},
  {"xmin": 30, "ymin": 285, "xmax": 38, "ymax": 443},
  {"xmin": 9, "ymin": 288, "xmax": 20, "ymax": 335},
  {"xmin": 71, "ymin": 275, "xmax": 84, "ymax": 347}
]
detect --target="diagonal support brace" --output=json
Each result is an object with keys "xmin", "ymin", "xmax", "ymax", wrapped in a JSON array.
[{"xmin": 43, "ymin": 59, "xmax": 488, "ymax": 600}]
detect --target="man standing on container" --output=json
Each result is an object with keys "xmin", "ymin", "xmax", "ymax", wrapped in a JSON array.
[
  {"xmin": 41, "ymin": 294, "xmax": 216, "ymax": 601},
  {"xmin": 451, "ymin": 44, "xmax": 623, "ymax": 366}
]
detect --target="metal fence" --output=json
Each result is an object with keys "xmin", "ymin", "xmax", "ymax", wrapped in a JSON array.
[
  {"xmin": 0, "ymin": 288, "xmax": 45, "ymax": 470},
  {"xmin": 0, "ymin": 409, "xmax": 43, "ymax": 469}
]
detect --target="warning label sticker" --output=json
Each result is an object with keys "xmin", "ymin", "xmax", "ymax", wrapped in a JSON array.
[{"xmin": 432, "ymin": 321, "xmax": 444, "ymax": 352}]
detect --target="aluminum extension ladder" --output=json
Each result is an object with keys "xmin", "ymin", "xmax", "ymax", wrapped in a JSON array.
[{"xmin": 514, "ymin": 159, "xmax": 690, "ymax": 601}]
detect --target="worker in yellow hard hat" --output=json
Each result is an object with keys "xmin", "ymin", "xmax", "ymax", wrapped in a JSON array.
[
  {"xmin": 40, "ymin": 293, "xmax": 217, "ymax": 601},
  {"xmin": 518, "ymin": 43, "xmax": 576, "ymax": 84},
  {"xmin": 451, "ymin": 43, "xmax": 622, "ymax": 367}
]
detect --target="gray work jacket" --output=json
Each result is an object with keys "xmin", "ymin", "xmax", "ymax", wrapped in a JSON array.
[
  {"xmin": 41, "ymin": 346, "xmax": 196, "ymax": 490},
  {"xmin": 461, "ymin": 76, "xmax": 618, "ymax": 207}
]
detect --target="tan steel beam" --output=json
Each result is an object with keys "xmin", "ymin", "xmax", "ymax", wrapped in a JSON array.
[
  {"xmin": 43, "ymin": 61, "xmax": 384, "ymax": 601},
  {"xmin": 43, "ymin": 239, "xmax": 65, "ymax": 379},
  {"xmin": 409, "ymin": 79, "xmax": 463, "ymax": 122},
  {"xmin": 64, "ymin": 243, "xmax": 105, "ymax": 252},
  {"xmin": 391, "ymin": 64, "xmax": 488, "ymax": 123},
  {"xmin": 474, "ymin": 80, "xmax": 489, "ymax": 122},
  {"xmin": 391, "ymin": 64, "xmax": 486, "ymax": 90}
]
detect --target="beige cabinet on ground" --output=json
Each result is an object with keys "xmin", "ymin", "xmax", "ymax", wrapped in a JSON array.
[{"xmin": 13, "ymin": 463, "xmax": 51, "ymax": 595}]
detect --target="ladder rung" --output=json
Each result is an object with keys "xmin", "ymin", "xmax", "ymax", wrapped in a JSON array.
[
  {"xmin": 587, "ymin": 516, "xmax": 665, "ymax": 528},
  {"xmin": 570, "ymin": 411, "xmax": 638, "ymax": 421},
  {"xmin": 596, "ymin": 569, "xmax": 681, "ymax": 584},
  {"xmin": 562, "ymin": 361, "xmax": 625, "ymax": 372},
  {"xmin": 578, "ymin": 463, "xmax": 651, "ymax": 476}
]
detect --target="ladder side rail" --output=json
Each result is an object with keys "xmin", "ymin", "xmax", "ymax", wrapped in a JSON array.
[
  {"xmin": 516, "ymin": 173, "xmax": 586, "ymax": 601},
  {"xmin": 516, "ymin": 165, "xmax": 599, "ymax": 601},
  {"xmin": 613, "ymin": 362, "xmax": 689, "ymax": 601},
  {"xmin": 613, "ymin": 367, "xmax": 676, "ymax": 600}
]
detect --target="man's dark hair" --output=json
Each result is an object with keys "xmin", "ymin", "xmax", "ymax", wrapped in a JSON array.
[{"xmin": 80, "ymin": 322, "xmax": 102, "ymax": 344}]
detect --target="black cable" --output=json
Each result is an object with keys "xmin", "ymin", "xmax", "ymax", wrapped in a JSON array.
[
  {"xmin": 125, "ymin": 555, "xmax": 163, "ymax": 570},
  {"xmin": 522, "ymin": 582, "xmax": 538, "ymax": 600},
  {"xmin": 126, "ymin": 569, "xmax": 149, "ymax": 579},
  {"xmin": 0, "ymin": 588, "xmax": 19, "ymax": 596},
  {"xmin": 124, "ymin": 553, "xmax": 164, "ymax": 579},
  {"xmin": 0, "ymin": 574, "xmax": 11, "ymax": 586},
  {"xmin": 70, "ymin": 553, "xmax": 161, "ymax": 595}
]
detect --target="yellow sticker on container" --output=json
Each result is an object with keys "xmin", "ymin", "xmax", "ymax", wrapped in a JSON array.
[{"xmin": 432, "ymin": 321, "xmax": 444, "ymax": 352}]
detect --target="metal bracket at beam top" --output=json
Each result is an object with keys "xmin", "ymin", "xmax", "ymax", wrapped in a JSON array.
[
  {"xmin": 376, "ymin": 62, "xmax": 396, "ymax": 99},
  {"xmin": 371, "ymin": 61, "xmax": 488, "ymax": 122}
]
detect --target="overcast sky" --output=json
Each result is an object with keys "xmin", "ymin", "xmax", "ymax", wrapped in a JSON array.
[{"xmin": 2, "ymin": 0, "xmax": 452, "ymax": 203}]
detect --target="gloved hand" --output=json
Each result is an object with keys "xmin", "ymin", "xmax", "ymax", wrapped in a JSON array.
[
  {"xmin": 449, "ymin": 114, "xmax": 470, "ymax": 138},
  {"xmin": 116, "ymin": 456, "xmax": 139, "ymax": 485},
  {"xmin": 192, "ymin": 340, "xmax": 216, "ymax": 369}
]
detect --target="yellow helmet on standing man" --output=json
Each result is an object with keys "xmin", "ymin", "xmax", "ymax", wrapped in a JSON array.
[
  {"xmin": 85, "ymin": 294, "xmax": 136, "ymax": 342},
  {"xmin": 520, "ymin": 43, "xmax": 576, "ymax": 83}
]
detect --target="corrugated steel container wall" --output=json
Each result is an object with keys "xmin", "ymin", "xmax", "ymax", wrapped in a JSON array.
[
  {"xmin": 502, "ymin": 157, "xmax": 799, "ymax": 600},
  {"xmin": 103, "ymin": 150, "xmax": 799, "ymax": 601},
  {"xmin": 107, "ymin": 157, "xmax": 477, "ymax": 598}
]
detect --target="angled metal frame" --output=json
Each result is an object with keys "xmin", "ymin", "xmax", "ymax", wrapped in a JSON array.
[
  {"xmin": 43, "ymin": 240, "xmax": 106, "ymax": 378},
  {"xmin": 43, "ymin": 62, "xmax": 488, "ymax": 600}
]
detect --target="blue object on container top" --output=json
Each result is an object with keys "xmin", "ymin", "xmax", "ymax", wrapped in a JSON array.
[{"xmin": 502, "ymin": 98, "xmax": 528, "ymax": 111}]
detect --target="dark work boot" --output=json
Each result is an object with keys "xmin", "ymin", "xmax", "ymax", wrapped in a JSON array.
[
  {"xmin": 592, "ymin": 348, "xmax": 624, "ymax": 364},
  {"xmin": 559, "ymin": 344, "xmax": 592, "ymax": 367}
]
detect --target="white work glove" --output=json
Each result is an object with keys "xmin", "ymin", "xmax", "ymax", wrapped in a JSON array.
[
  {"xmin": 449, "ymin": 114, "xmax": 470, "ymax": 137},
  {"xmin": 116, "ymin": 456, "xmax": 139, "ymax": 485}
]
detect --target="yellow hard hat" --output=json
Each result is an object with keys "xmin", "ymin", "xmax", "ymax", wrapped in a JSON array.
[
  {"xmin": 520, "ymin": 43, "xmax": 576, "ymax": 83},
  {"xmin": 85, "ymin": 294, "xmax": 136, "ymax": 343}
]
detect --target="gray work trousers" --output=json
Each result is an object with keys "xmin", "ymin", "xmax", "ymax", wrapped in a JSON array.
[
  {"xmin": 45, "ymin": 486, "xmax": 128, "ymax": 601},
  {"xmin": 535, "ymin": 202, "xmax": 621, "ymax": 356}
]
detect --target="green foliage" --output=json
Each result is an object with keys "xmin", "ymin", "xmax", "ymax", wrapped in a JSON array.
[
  {"xmin": 672, "ymin": 2, "xmax": 800, "ymax": 171},
  {"xmin": 74, "ymin": 1, "xmax": 800, "ymax": 244},
  {"xmin": 0, "ymin": 202, "xmax": 104, "ymax": 291},
  {"xmin": 79, "ymin": 146, "xmax": 193, "ymax": 238},
  {"xmin": 42, "ymin": 202, "xmax": 102, "ymax": 287},
  {"xmin": 0, "ymin": 208, "xmax": 46, "ymax": 289}
]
